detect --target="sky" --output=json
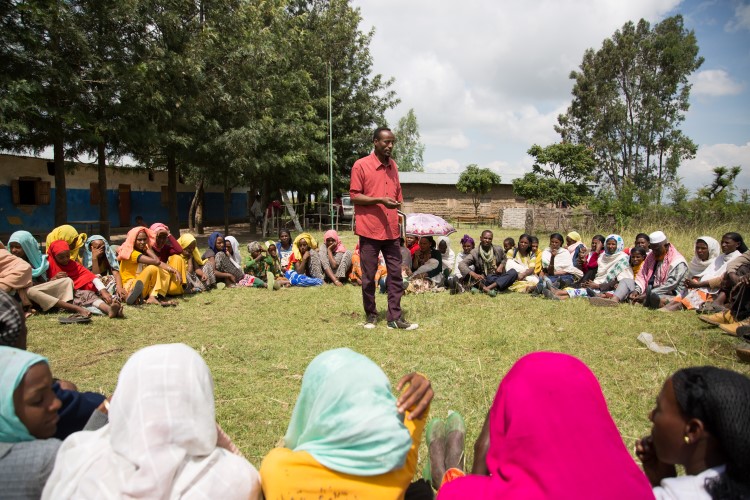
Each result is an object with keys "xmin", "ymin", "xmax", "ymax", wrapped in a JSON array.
[{"xmin": 352, "ymin": 0, "xmax": 750, "ymax": 195}]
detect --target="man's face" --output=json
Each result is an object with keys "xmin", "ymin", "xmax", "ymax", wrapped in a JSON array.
[
  {"xmin": 480, "ymin": 232, "xmax": 493, "ymax": 248},
  {"xmin": 373, "ymin": 130, "xmax": 396, "ymax": 159},
  {"xmin": 650, "ymin": 241, "xmax": 667, "ymax": 257}
]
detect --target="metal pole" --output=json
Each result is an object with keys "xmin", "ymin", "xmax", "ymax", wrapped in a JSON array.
[{"xmin": 328, "ymin": 63, "xmax": 334, "ymax": 227}]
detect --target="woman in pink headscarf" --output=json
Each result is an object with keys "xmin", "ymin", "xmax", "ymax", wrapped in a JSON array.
[
  {"xmin": 149, "ymin": 223, "xmax": 184, "ymax": 295},
  {"xmin": 438, "ymin": 352, "xmax": 654, "ymax": 500},
  {"xmin": 317, "ymin": 230, "xmax": 353, "ymax": 286}
]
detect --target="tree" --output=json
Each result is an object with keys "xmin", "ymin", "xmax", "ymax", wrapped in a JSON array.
[
  {"xmin": 556, "ymin": 15, "xmax": 703, "ymax": 200},
  {"xmin": 392, "ymin": 108, "xmax": 424, "ymax": 172},
  {"xmin": 456, "ymin": 165, "xmax": 501, "ymax": 216},
  {"xmin": 514, "ymin": 143, "xmax": 595, "ymax": 207},
  {"xmin": 697, "ymin": 166, "xmax": 742, "ymax": 202}
]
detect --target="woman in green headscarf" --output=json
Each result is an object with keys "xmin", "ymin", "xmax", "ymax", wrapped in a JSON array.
[
  {"xmin": 260, "ymin": 348, "xmax": 433, "ymax": 499},
  {"xmin": 0, "ymin": 346, "xmax": 62, "ymax": 498}
]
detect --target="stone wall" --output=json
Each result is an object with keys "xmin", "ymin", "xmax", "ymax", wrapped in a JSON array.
[
  {"xmin": 522, "ymin": 207, "xmax": 614, "ymax": 235},
  {"xmin": 499, "ymin": 207, "xmax": 528, "ymax": 229},
  {"xmin": 401, "ymin": 183, "xmax": 525, "ymax": 219}
]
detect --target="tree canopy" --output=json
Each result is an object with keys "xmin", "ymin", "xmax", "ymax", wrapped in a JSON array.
[
  {"xmin": 392, "ymin": 108, "xmax": 424, "ymax": 172},
  {"xmin": 556, "ymin": 15, "xmax": 703, "ymax": 202},
  {"xmin": 456, "ymin": 165, "xmax": 501, "ymax": 216}
]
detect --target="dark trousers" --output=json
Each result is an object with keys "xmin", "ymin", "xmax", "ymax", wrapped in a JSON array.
[
  {"xmin": 484, "ymin": 269, "xmax": 518, "ymax": 291},
  {"xmin": 359, "ymin": 236, "xmax": 403, "ymax": 322}
]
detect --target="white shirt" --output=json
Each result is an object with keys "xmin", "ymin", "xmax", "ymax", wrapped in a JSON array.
[{"xmin": 653, "ymin": 466, "xmax": 725, "ymax": 500}]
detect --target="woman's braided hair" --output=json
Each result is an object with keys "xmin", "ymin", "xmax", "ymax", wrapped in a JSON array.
[{"xmin": 672, "ymin": 367, "xmax": 750, "ymax": 498}]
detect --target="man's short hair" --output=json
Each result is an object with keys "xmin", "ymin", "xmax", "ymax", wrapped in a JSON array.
[{"xmin": 373, "ymin": 127, "xmax": 392, "ymax": 141}]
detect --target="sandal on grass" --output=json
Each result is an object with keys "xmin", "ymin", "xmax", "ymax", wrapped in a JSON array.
[
  {"xmin": 126, "ymin": 280, "xmax": 144, "ymax": 305},
  {"xmin": 58, "ymin": 314, "xmax": 92, "ymax": 324}
]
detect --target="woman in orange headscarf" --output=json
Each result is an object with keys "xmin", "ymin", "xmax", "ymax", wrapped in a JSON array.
[{"xmin": 116, "ymin": 227, "xmax": 180, "ymax": 306}]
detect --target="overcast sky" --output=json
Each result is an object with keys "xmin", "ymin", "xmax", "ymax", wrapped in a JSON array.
[{"xmin": 352, "ymin": 0, "xmax": 750, "ymax": 194}]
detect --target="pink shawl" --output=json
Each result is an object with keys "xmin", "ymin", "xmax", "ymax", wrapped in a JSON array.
[
  {"xmin": 634, "ymin": 243, "xmax": 686, "ymax": 293},
  {"xmin": 438, "ymin": 352, "xmax": 654, "ymax": 500},
  {"xmin": 323, "ymin": 230, "xmax": 346, "ymax": 253},
  {"xmin": 117, "ymin": 226, "xmax": 157, "ymax": 261}
]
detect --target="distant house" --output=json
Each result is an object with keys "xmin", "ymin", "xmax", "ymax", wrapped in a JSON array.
[
  {"xmin": 0, "ymin": 153, "xmax": 251, "ymax": 236},
  {"xmin": 398, "ymin": 172, "xmax": 525, "ymax": 220}
]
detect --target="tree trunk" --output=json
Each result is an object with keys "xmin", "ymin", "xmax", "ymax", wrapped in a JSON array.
[
  {"xmin": 97, "ymin": 141, "xmax": 109, "ymax": 239},
  {"xmin": 196, "ymin": 180, "xmax": 205, "ymax": 234},
  {"xmin": 223, "ymin": 181, "xmax": 231, "ymax": 236},
  {"xmin": 167, "ymin": 152, "xmax": 179, "ymax": 232},
  {"xmin": 188, "ymin": 178, "xmax": 202, "ymax": 233},
  {"xmin": 53, "ymin": 133, "xmax": 66, "ymax": 226}
]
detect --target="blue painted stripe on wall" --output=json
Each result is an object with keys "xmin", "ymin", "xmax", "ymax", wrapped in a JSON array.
[{"xmin": 0, "ymin": 187, "xmax": 248, "ymax": 234}]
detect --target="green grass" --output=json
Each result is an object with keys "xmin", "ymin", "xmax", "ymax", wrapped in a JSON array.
[{"xmin": 26, "ymin": 226, "xmax": 750, "ymax": 473}]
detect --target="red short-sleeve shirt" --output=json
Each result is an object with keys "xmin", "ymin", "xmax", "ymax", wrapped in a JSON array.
[{"xmin": 349, "ymin": 153, "xmax": 403, "ymax": 241}]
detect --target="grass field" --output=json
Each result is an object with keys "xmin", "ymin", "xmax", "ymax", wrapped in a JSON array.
[{"xmin": 25, "ymin": 224, "xmax": 750, "ymax": 474}]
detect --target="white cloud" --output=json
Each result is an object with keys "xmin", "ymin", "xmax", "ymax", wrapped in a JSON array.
[
  {"xmin": 679, "ymin": 142, "xmax": 750, "ymax": 190},
  {"xmin": 726, "ymin": 3, "xmax": 750, "ymax": 31},
  {"xmin": 422, "ymin": 129, "xmax": 471, "ymax": 150},
  {"xmin": 690, "ymin": 69, "xmax": 744, "ymax": 96}
]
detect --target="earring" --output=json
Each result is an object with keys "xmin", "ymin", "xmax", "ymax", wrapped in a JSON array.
[{"xmin": 684, "ymin": 436, "xmax": 690, "ymax": 444}]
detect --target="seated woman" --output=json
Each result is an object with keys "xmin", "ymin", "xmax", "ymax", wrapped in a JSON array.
[
  {"xmin": 453, "ymin": 235, "xmax": 474, "ymax": 280},
  {"xmin": 42, "ymin": 344, "xmax": 262, "ymax": 500},
  {"xmin": 0, "ymin": 243, "xmax": 33, "ymax": 314},
  {"xmin": 589, "ymin": 245, "xmax": 648, "ymax": 307},
  {"xmin": 176, "ymin": 233, "xmax": 216, "ymax": 293},
  {"xmin": 45, "ymin": 225, "xmax": 87, "ymax": 262},
  {"xmin": 547, "ymin": 234, "xmax": 632, "ymax": 301},
  {"xmin": 47, "ymin": 240, "xmax": 122, "ymax": 318},
  {"xmin": 8, "ymin": 232, "xmax": 88, "ymax": 319},
  {"xmin": 149, "ymin": 223, "xmax": 184, "ymax": 295},
  {"xmin": 287, "ymin": 233, "xmax": 324, "ymax": 285},
  {"xmin": 276, "ymin": 229, "xmax": 294, "ymax": 270},
  {"xmin": 0, "ymin": 346, "xmax": 108, "ymax": 499},
  {"xmin": 664, "ymin": 233, "xmax": 745, "ymax": 312},
  {"xmin": 636, "ymin": 366, "xmax": 750, "ymax": 499},
  {"xmin": 117, "ymin": 226, "xmax": 179, "ymax": 306},
  {"xmin": 81, "ymin": 235, "xmax": 127, "ymax": 301},
  {"xmin": 507, "ymin": 233, "xmax": 539, "ymax": 293},
  {"xmin": 579, "ymin": 234, "xmax": 605, "ymax": 282},
  {"xmin": 201, "ymin": 232, "xmax": 255, "ymax": 287},
  {"xmin": 536, "ymin": 233, "xmax": 583, "ymax": 292},
  {"xmin": 318, "ymin": 230, "xmax": 353, "ymax": 286},
  {"xmin": 566, "ymin": 231, "xmax": 585, "ymax": 264},
  {"xmin": 410, "ymin": 236, "xmax": 444, "ymax": 290},
  {"xmin": 437, "ymin": 352, "xmax": 654, "ymax": 499},
  {"xmin": 437, "ymin": 236, "xmax": 455, "ymax": 283},
  {"xmin": 223, "ymin": 235, "xmax": 262, "ymax": 288},
  {"xmin": 260, "ymin": 348, "xmax": 433, "ymax": 499}
]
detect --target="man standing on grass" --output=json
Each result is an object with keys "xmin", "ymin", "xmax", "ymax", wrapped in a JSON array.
[{"xmin": 350, "ymin": 127, "xmax": 418, "ymax": 330}]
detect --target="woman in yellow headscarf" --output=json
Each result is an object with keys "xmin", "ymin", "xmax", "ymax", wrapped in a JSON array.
[
  {"xmin": 176, "ymin": 233, "xmax": 216, "ymax": 292},
  {"xmin": 288, "ymin": 232, "xmax": 324, "ymax": 278},
  {"xmin": 46, "ymin": 225, "xmax": 87, "ymax": 262}
]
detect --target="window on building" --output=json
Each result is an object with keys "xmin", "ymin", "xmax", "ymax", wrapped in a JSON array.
[{"xmin": 11, "ymin": 177, "xmax": 51, "ymax": 206}]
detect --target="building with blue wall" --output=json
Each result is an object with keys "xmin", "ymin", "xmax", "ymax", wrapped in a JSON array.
[{"xmin": 0, "ymin": 154, "xmax": 251, "ymax": 237}]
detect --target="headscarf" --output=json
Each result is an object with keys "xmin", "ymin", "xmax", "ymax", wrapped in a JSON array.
[
  {"xmin": 149, "ymin": 223, "xmax": 183, "ymax": 262},
  {"xmin": 0, "ymin": 346, "xmax": 48, "ymax": 443},
  {"xmin": 224, "ymin": 236, "xmax": 242, "ymax": 270},
  {"xmin": 459, "ymin": 234, "xmax": 474, "ymax": 249},
  {"xmin": 41, "ymin": 344, "xmax": 261, "ymax": 500},
  {"xmin": 284, "ymin": 348, "xmax": 412, "ymax": 475},
  {"xmin": 0, "ymin": 249, "xmax": 33, "ymax": 291},
  {"xmin": 635, "ymin": 241, "xmax": 687, "ymax": 293},
  {"xmin": 438, "ymin": 352, "xmax": 654, "ymax": 500},
  {"xmin": 566, "ymin": 231, "xmax": 583, "ymax": 254},
  {"xmin": 46, "ymin": 225, "xmax": 87, "ymax": 262},
  {"xmin": 117, "ymin": 226, "xmax": 156, "ymax": 261},
  {"xmin": 687, "ymin": 236, "xmax": 721, "ymax": 278},
  {"xmin": 292, "ymin": 232, "xmax": 319, "ymax": 260},
  {"xmin": 323, "ymin": 230, "xmax": 346, "ymax": 253},
  {"xmin": 80, "ymin": 235, "xmax": 120, "ymax": 273},
  {"xmin": 207, "ymin": 232, "xmax": 224, "ymax": 255},
  {"xmin": 437, "ymin": 236, "xmax": 455, "ymax": 272},
  {"xmin": 694, "ymin": 247, "xmax": 742, "ymax": 293},
  {"xmin": 8, "ymin": 231, "xmax": 49, "ymax": 279},
  {"xmin": 595, "ymin": 235, "xmax": 633, "ymax": 284},
  {"xmin": 177, "ymin": 233, "xmax": 205, "ymax": 267},
  {"xmin": 47, "ymin": 240, "xmax": 96, "ymax": 291}
]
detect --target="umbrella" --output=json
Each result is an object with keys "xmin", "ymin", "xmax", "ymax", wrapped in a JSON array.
[{"xmin": 404, "ymin": 213, "xmax": 456, "ymax": 237}]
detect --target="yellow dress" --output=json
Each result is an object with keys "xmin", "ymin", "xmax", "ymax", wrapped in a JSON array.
[
  {"xmin": 119, "ymin": 250, "xmax": 171, "ymax": 298},
  {"xmin": 260, "ymin": 406, "xmax": 428, "ymax": 500}
]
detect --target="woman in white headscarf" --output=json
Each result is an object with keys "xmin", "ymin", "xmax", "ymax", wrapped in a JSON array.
[
  {"xmin": 437, "ymin": 236, "xmax": 455, "ymax": 282},
  {"xmin": 42, "ymin": 343, "xmax": 261, "ymax": 500}
]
